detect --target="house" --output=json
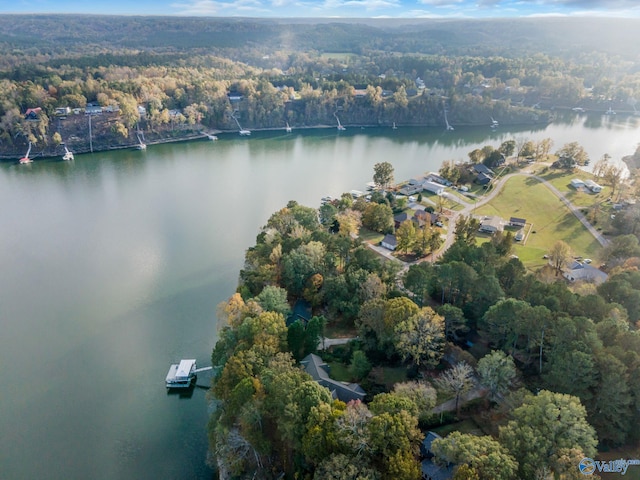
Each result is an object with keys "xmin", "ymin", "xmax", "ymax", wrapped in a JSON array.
[
  {"xmin": 509, "ymin": 217, "xmax": 526, "ymax": 227},
  {"xmin": 85, "ymin": 105, "xmax": 102, "ymax": 115},
  {"xmin": 562, "ymin": 261, "xmax": 608, "ymax": 285},
  {"xmin": 423, "ymin": 180, "xmax": 445, "ymax": 195},
  {"xmin": 300, "ymin": 354, "xmax": 366, "ymax": 403},
  {"xmin": 24, "ymin": 107, "xmax": 42, "ymax": 120},
  {"xmin": 479, "ymin": 216, "xmax": 504, "ymax": 234},
  {"xmin": 137, "ymin": 105, "xmax": 147, "ymax": 116},
  {"xmin": 476, "ymin": 172, "xmax": 492, "ymax": 185},
  {"xmin": 381, "ymin": 234, "xmax": 398, "ymax": 251},
  {"xmin": 421, "ymin": 432, "xmax": 454, "ymax": 480},
  {"xmin": 570, "ymin": 179, "xmax": 585, "ymax": 189},
  {"xmin": 399, "ymin": 180, "xmax": 424, "ymax": 196},
  {"xmin": 473, "ymin": 164, "xmax": 494, "ymax": 177},
  {"xmin": 227, "ymin": 93, "xmax": 244, "ymax": 102},
  {"xmin": 394, "ymin": 212, "xmax": 411, "ymax": 229},
  {"xmin": 414, "ymin": 210, "xmax": 439, "ymax": 227},
  {"xmin": 426, "ymin": 173, "xmax": 452, "ymax": 186},
  {"xmin": 584, "ymin": 179, "xmax": 603, "ymax": 193}
]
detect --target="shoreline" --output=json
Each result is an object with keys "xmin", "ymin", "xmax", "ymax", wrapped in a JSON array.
[{"xmin": 0, "ymin": 119, "xmax": 552, "ymax": 162}]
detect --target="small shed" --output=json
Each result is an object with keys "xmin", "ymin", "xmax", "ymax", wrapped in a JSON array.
[
  {"xmin": 570, "ymin": 179, "xmax": 585, "ymax": 189},
  {"xmin": 381, "ymin": 234, "xmax": 397, "ymax": 251},
  {"xmin": 509, "ymin": 217, "xmax": 526, "ymax": 227}
]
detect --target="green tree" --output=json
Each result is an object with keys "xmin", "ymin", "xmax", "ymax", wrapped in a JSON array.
[
  {"xmin": 396, "ymin": 219, "xmax": 416, "ymax": 254},
  {"xmin": 548, "ymin": 240, "xmax": 572, "ymax": 276},
  {"xmin": 477, "ymin": 350, "xmax": 517, "ymax": 404},
  {"xmin": 349, "ymin": 350, "xmax": 372, "ymax": 381},
  {"xmin": 556, "ymin": 141, "xmax": 590, "ymax": 166},
  {"xmin": 431, "ymin": 432, "xmax": 518, "ymax": 480},
  {"xmin": 393, "ymin": 381, "xmax": 437, "ymax": 421},
  {"xmin": 394, "ymin": 307, "xmax": 445, "ymax": 368},
  {"xmin": 362, "ymin": 202, "xmax": 394, "ymax": 233},
  {"xmin": 373, "ymin": 161, "xmax": 394, "ymax": 190},
  {"xmin": 435, "ymin": 361, "xmax": 475, "ymax": 415},
  {"xmin": 256, "ymin": 285, "xmax": 291, "ymax": 316},
  {"xmin": 314, "ymin": 453, "xmax": 379, "ymax": 480},
  {"xmin": 499, "ymin": 390, "xmax": 598, "ymax": 479},
  {"xmin": 437, "ymin": 304, "xmax": 469, "ymax": 341}
]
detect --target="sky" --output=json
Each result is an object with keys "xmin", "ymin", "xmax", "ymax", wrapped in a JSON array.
[{"xmin": 4, "ymin": 0, "xmax": 640, "ymax": 18}]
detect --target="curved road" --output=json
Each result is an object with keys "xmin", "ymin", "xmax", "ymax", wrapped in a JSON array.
[{"xmin": 370, "ymin": 169, "xmax": 609, "ymax": 276}]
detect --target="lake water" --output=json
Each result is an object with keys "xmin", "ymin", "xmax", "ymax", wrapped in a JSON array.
[{"xmin": 0, "ymin": 113, "xmax": 638, "ymax": 479}]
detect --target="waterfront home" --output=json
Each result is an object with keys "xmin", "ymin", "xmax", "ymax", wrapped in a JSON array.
[
  {"xmin": 584, "ymin": 179, "xmax": 603, "ymax": 193},
  {"xmin": 426, "ymin": 172, "xmax": 452, "ymax": 186},
  {"xmin": 399, "ymin": 178, "xmax": 425, "ymax": 196},
  {"xmin": 476, "ymin": 172, "xmax": 492, "ymax": 185},
  {"xmin": 423, "ymin": 180, "xmax": 445, "ymax": 195},
  {"xmin": 473, "ymin": 164, "xmax": 495, "ymax": 177},
  {"xmin": 300, "ymin": 354, "xmax": 365, "ymax": 403}
]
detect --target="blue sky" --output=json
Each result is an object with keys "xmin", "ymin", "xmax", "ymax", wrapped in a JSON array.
[{"xmin": 4, "ymin": 0, "xmax": 640, "ymax": 18}]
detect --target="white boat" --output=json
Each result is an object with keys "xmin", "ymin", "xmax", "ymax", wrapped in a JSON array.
[
  {"xmin": 239, "ymin": 129, "xmax": 251, "ymax": 136},
  {"xmin": 605, "ymin": 106, "xmax": 616, "ymax": 115},
  {"xmin": 19, "ymin": 142, "xmax": 32, "ymax": 164},
  {"xmin": 392, "ymin": 122, "xmax": 398, "ymax": 130},
  {"xmin": 335, "ymin": 114, "xmax": 346, "ymax": 131},
  {"xmin": 137, "ymin": 143, "xmax": 147, "ymax": 150},
  {"xmin": 136, "ymin": 132, "xmax": 146, "ymax": 150},
  {"xmin": 207, "ymin": 134, "xmax": 218, "ymax": 141},
  {"xmin": 490, "ymin": 116, "xmax": 499, "ymax": 128},
  {"xmin": 62, "ymin": 145, "xmax": 74, "ymax": 161},
  {"xmin": 285, "ymin": 122, "xmax": 292, "ymax": 133},
  {"xmin": 166, "ymin": 359, "xmax": 197, "ymax": 389}
]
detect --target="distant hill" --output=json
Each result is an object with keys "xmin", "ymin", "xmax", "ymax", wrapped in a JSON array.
[{"xmin": 1, "ymin": 15, "xmax": 640, "ymax": 61}]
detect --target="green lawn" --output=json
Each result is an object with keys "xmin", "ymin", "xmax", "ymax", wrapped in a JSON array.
[
  {"xmin": 475, "ymin": 176, "xmax": 603, "ymax": 267},
  {"xmin": 327, "ymin": 361, "xmax": 352, "ymax": 382},
  {"xmin": 538, "ymin": 170, "xmax": 610, "ymax": 207},
  {"xmin": 359, "ymin": 227, "xmax": 385, "ymax": 244}
]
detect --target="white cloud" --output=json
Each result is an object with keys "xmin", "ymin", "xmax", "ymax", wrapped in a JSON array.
[
  {"xmin": 417, "ymin": 0, "xmax": 464, "ymax": 6},
  {"xmin": 171, "ymin": 0, "xmax": 270, "ymax": 15}
]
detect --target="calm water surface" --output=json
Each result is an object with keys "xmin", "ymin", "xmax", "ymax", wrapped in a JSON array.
[{"xmin": 0, "ymin": 114, "xmax": 638, "ymax": 479}]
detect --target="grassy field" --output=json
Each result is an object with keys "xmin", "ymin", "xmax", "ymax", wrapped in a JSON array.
[
  {"xmin": 537, "ymin": 169, "xmax": 610, "ymax": 207},
  {"xmin": 475, "ymin": 176, "xmax": 603, "ymax": 268}
]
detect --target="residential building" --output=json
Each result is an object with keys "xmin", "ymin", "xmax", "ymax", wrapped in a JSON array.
[
  {"xmin": 479, "ymin": 216, "xmax": 504, "ymax": 234},
  {"xmin": 509, "ymin": 217, "xmax": 526, "ymax": 227},
  {"xmin": 381, "ymin": 234, "xmax": 398, "ymax": 250},
  {"xmin": 394, "ymin": 212, "xmax": 411, "ymax": 229},
  {"xmin": 421, "ymin": 431, "xmax": 454, "ymax": 480},
  {"xmin": 584, "ymin": 179, "xmax": 603, "ymax": 193},
  {"xmin": 423, "ymin": 180, "xmax": 445, "ymax": 195},
  {"xmin": 562, "ymin": 261, "xmax": 608, "ymax": 285},
  {"xmin": 300, "ymin": 354, "xmax": 366, "ymax": 403}
]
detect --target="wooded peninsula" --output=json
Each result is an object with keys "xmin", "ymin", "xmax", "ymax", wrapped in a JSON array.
[{"xmin": 3, "ymin": 15, "xmax": 640, "ymax": 480}]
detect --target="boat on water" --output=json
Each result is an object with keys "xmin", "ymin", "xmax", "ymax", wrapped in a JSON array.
[
  {"xmin": 62, "ymin": 144, "xmax": 74, "ymax": 161},
  {"xmin": 605, "ymin": 106, "xmax": 616, "ymax": 115},
  {"xmin": 392, "ymin": 122, "xmax": 398, "ymax": 130},
  {"xmin": 285, "ymin": 122, "xmax": 292, "ymax": 133},
  {"xmin": 207, "ymin": 134, "xmax": 218, "ymax": 141},
  {"xmin": 166, "ymin": 359, "xmax": 197, "ymax": 389},
  {"xmin": 239, "ymin": 129, "xmax": 251, "ymax": 136},
  {"xmin": 19, "ymin": 142, "xmax": 32, "ymax": 164}
]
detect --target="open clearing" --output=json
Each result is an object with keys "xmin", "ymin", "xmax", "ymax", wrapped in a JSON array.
[{"xmin": 475, "ymin": 175, "xmax": 603, "ymax": 268}]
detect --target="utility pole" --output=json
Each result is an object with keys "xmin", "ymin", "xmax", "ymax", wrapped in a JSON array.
[{"xmin": 88, "ymin": 113, "xmax": 93, "ymax": 153}]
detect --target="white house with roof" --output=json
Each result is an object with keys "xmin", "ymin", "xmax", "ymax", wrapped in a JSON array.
[
  {"xmin": 584, "ymin": 179, "xmax": 603, "ymax": 193},
  {"xmin": 479, "ymin": 216, "xmax": 504, "ymax": 234},
  {"xmin": 571, "ymin": 179, "xmax": 585, "ymax": 189},
  {"xmin": 562, "ymin": 260, "xmax": 608, "ymax": 285}
]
